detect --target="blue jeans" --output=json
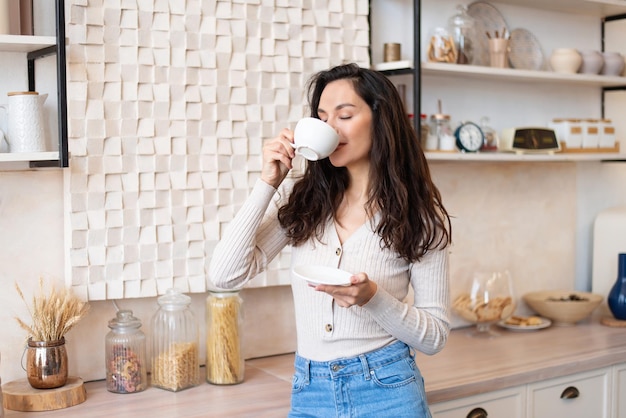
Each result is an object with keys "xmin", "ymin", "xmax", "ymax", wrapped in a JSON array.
[{"xmin": 288, "ymin": 341, "xmax": 432, "ymax": 418}]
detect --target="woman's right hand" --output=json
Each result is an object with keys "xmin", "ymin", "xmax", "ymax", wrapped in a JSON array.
[{"xmin": 261, "ymin": 128, "xmax": 296, "ymax": 188}]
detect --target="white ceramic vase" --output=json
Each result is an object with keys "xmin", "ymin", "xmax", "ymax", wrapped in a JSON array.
[
  {"xmin": 601, "ymin": 52, "xmax": 625, "ymax": 76},
  {"xmin": 550, "ymin": 48, "xmax": 582, "ymax": 74},
  {"xmin": 578, "ymin": 50, "xmax": 604, "ymax": 74}
]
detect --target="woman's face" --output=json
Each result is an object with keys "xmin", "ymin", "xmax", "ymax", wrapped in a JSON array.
[{"xmin": 317, "ymin": 79, "xmax": 373, "ymax": 171}]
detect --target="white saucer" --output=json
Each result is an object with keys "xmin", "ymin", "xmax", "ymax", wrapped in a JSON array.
[{"xmin": 292, "ymin": 265, "xmax": 353, "ymax": 286}]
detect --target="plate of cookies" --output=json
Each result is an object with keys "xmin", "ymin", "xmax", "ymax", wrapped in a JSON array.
[{"xmin": 498, "ymin": 315, "xmax": 552, "ymax": 331}]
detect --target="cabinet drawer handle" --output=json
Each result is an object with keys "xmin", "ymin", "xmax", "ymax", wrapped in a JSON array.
[
  {"xmin": 467, "ymin": 407, "xmax": 488, "ymax": 418},
  {"xmin": 560, "ymin": 386, "xmax": 580, "ymax": 399}
]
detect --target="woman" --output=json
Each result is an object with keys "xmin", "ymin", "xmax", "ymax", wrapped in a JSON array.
[{"xmin": 209, "ymin": 63, "xmax": 452, "ymax": 417}]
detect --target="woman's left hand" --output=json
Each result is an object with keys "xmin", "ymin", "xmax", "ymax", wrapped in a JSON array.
[{"xmin": 314, "ymin": 273, "xmax": 377, "ymax": 308}]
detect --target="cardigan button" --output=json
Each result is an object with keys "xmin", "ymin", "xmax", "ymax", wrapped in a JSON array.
[
  {"xmin": 335, "ymin": 248, "xmax": 341, "ymax": 256},
  {"xmin": 325, "ymin": 324, "xmax": 333, "ymax": 332}
]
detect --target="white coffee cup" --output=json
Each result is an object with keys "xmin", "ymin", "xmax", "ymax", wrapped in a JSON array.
[{"xmin": 292, "ymin": 117, "xmax": 340, "ymax": 161}]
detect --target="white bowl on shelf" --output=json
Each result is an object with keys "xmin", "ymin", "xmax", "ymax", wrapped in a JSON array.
[{"xmin": 550, "ymin": 48, "xmax": 582, "ymax": 74}]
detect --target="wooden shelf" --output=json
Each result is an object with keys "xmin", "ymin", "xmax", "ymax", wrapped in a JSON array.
[{"xmin": 0, "ymin": 35, "xmax": 56, "ymax": 53}]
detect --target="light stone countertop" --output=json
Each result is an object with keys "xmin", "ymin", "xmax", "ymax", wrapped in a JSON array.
[
  {"xmin": 3, "ymin": 320, "xmax": 626, "ymax": 417},
  {"xmin": 416, "ymin": 319, "xmax": 626, "ymax": 403}
]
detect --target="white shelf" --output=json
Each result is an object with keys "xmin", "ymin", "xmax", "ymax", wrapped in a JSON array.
[
  {"xmin": 0, "ymin": 34, "xmax": 56, "ymax": 53},
  {"xmin": 491, "ymin": 0, "xmax": 626, "ymax": 17},
  {"xmin": 0, "ymin": 151, "xmax": 59, "ymax": 162},
  {"xmin": 425, "ymin": 151, "xmax": 626, "ymax": 162},
  {"xmin": 376, "ymin": 61, "xmax": 626, "ymax": 86}
]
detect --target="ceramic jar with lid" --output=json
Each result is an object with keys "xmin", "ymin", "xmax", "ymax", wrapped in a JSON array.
[
  {"xmin": 549, "ymin": 118, "xmax": 582, "ymax": 149},
  {"xmin": 151, "ymin": 288, "xmax": 200, "ymax": 392},
  {"xmin": 581, "ymin": 119, "xmax": 600, "ymax": 148},
  {"xmin": 601, "ymin": 52, "xmax": 625, "ymax": 76},
  {"xmin": 578, "ymin": 50, "xmax": 604, "ymax": 74},
  {"xmin": 550, "ymin": 48, "xmax": 582, "ymax": 74},
  {"xmin": 599, "ymin": 119, "xmax": 616, "ymax": 148},
  {"xmin": 206, "ymin": 290, "xmax": 245, "ymax": 385},
  {"xmin": 105, "ymin": 310, "xmax": 148, "ymax": 394}
]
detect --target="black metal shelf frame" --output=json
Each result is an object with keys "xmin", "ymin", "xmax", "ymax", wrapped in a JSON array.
[
  {"xmin": 368, "ymin": 0, "xmax": 421, "ymax": 133},
  {"xmin": 26, "ymin": 0, "xmax": 68, "ymax": 168},
  {"xmin": 601, "ymin": 13, "xmax": 626, "ymax": 120}
]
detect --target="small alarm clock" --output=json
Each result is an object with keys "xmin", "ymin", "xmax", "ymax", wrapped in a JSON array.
[
  {"xmin": 454, "ymin": 121, "xmax": 485, "ymax": 152},
  {"xmin": 500, "ymin": 127, "xmax": 560, "ymax": 154}
]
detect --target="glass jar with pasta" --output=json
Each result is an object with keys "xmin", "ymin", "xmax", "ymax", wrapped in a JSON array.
[
  {"xmin": 206, "ymin": 290, "xmax": 244, "ymax": 385},
  {"xmin": 105, "ymin": 310, "xmax": 148, "ymax": 394},
  {"xmin": 151, "ymin": 288, "xmax": 200, "ymax": 392}
]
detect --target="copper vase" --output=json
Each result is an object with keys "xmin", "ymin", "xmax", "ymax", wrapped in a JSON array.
[{"xmin": 26, "ymin": 337, "xmax": 68, "ymax": 389}]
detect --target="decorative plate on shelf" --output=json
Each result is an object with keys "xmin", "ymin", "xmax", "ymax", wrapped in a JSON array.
[
  {"xmin": 509, "ymin": 28, "xmax": 545, "ymax": 71},
  {"xmin": 497, "ymin": 317, "xmax": 552, "ymax": 331},
  {"xmin": 467, "ymin": 1, "xmax": 509, "ymax": 66}
]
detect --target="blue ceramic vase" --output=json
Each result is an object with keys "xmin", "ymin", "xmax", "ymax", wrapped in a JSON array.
[{"xmin": 608, "ymin": 253, "xmax": 626, "ymax": 320}]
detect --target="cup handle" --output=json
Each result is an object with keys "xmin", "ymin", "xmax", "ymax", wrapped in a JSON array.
[{"xmin": 289, "ymin": 143, "xmax": 320, "ymax": 161}]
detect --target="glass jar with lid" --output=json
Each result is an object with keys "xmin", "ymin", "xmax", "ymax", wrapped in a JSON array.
[
  {"xmin": 448, "ymin": 4, "xmax": 476, "ymax": 64},
  {"xmin": 479, "ymin": 116, "xmax": 498, "ymax": 151},
  {"xmin": 105, "ymin": 310, "xmax": 148, "ymax": 394},
  {"xmin": 206, "ymin": 290, "xmax": 244, "ymax": 385},
  {"xmin": 430, "ymin": 113, "xmax": 455, "ymax": 151},
  {"xmin": 151, "ymin": 288, "xmax": 200, "ymax": 392}
]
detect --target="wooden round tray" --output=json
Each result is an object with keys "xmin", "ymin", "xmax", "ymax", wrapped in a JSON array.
[
  {"xmin": 2, "ymin": 376, "xmax": 86, "ymax": 412},
  {"xmin": 600, "ymin": 316, "xmax": 626, "ymax": 328}
]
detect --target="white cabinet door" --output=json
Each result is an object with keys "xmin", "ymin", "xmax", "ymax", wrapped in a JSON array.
[
  {"xmin": 528, "ymin": 368, "xmax": 610, "ymax": 418},
  {"xmin": 614, "ymin": 363, "xmax": 626, "ymax": 418},
  {"xmin": 431, "ymin": 386, "xmax": 525, "ymax": 418}
]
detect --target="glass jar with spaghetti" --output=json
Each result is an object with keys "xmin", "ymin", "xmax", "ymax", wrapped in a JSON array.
[
  {"xmin": 151, "ymin": 288, "xmax": 200, "ymax": 392},
  {"xmin": 206, "ymin": 290, "xmax": 244, "ymax": 385}
]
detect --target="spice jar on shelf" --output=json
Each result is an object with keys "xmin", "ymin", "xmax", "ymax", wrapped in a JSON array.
[
  {"xmin": 206, "ymin": 290, "xmax": 244, "ymax": 385},
  {"xmin": 151, "ymin": 288, "xmax": 200, "ymax": 392},
  {"xmin": 105, "ymin": 310, "xmax": 148, "ymax": 394}
]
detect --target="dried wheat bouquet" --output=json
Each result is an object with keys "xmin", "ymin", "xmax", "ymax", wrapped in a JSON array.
[{"xmin": 15, "ymin": 278, "xmax": 90, "ymax": 342}]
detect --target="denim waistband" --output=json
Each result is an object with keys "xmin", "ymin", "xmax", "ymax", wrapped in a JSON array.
[{"xmin": 294, "ymin": 341, "xmax": 412, "ymax": 380}]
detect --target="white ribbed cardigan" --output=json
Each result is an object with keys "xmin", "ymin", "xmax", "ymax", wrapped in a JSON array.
[{"xmin": 209, "ymin": 179, "xmax": 450, "ymax": 361}]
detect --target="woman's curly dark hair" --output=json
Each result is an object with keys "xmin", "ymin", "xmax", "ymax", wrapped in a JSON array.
[{"xmin": 278, "ymin": 63, "xmax": 451, "ymax": 262}]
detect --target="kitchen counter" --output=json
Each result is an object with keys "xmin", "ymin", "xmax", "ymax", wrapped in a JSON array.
[{"xmin": 3, "ymin": 321, "xmax": 626, "ymax": 417}]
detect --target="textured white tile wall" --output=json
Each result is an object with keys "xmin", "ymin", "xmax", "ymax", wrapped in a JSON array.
[{"xmin": 65, "ymin": 0, "xmax": 370, "ymax": 300}]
